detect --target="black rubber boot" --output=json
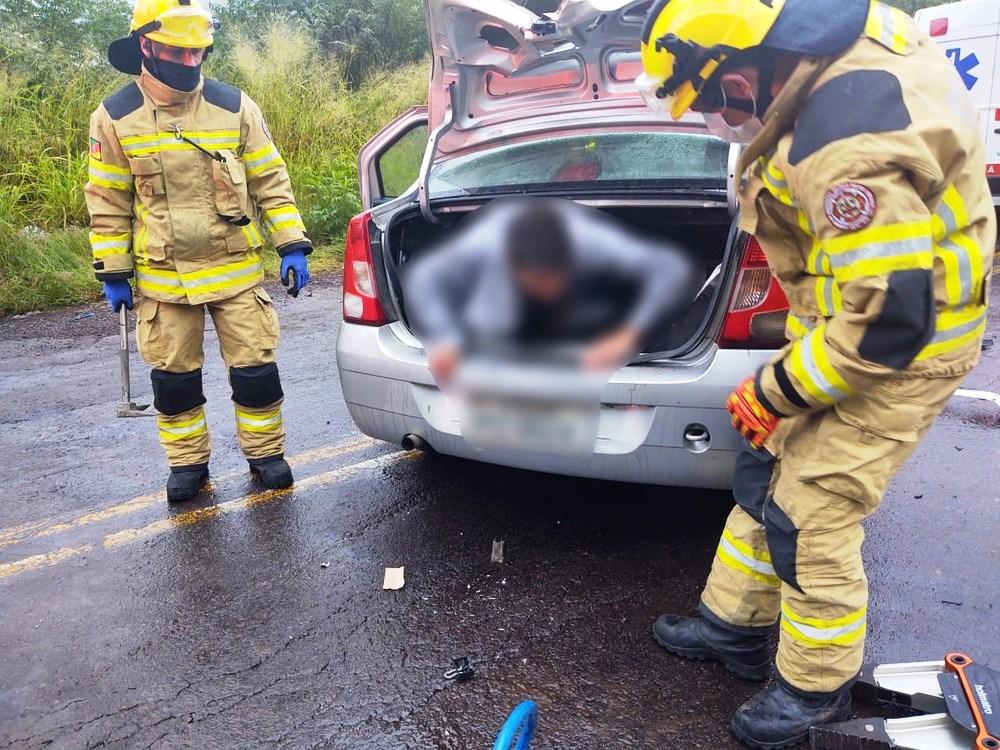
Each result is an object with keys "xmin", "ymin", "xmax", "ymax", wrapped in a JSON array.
[
  {"xmin": 249, "ymin": 455, "xmax": 293, "ymax": 490},
  {"xmin": 166, "ymin": 464, "xmax": 209, "ymax": 504},
  {"xmin": 731, "ymin": 680, "xmax": 852, "ymax": 749},
  {"xmin": 652, "ymin": 614, "xmax": 771, "ymax": 681}
]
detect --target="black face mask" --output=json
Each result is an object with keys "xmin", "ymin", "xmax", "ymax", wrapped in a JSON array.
[{"xmin": 143, "ymin": 56, "xmax": 202, "ymax": 92}]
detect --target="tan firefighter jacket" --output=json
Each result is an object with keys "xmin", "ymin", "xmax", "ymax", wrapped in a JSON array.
[
  {"xmin": 738, "ymin": 1, "xmax": 996, "ymax": 423},
  {"xmin": 85, "ymin": 69, "xmax": 311, "ymax": 306}
]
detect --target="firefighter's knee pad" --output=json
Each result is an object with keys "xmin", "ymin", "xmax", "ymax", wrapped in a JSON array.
[
  {"xmin": 230, "ymin": 363, "xmax": 283, "ymax": 408},
  {"xmin": 151, "ymin": 369, "xmax": 207, "ymax": 416},
  {"xmin": 763, "ymin": 497, "xmax": 803, "ymax": 594}
]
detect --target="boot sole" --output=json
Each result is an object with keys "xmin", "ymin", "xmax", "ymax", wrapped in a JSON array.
[
  {"xmin": 730, "ymin": 704, "xmax": 852, "ymax": 749},
  {"xmin": 652, "ymin": 624, "xmax": 769, "ymax": 682}
]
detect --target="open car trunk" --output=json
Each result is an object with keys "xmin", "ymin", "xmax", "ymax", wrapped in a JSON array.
[{"xmin": 379, "ymin": 200, "xmax": 740, "ymax": 359}]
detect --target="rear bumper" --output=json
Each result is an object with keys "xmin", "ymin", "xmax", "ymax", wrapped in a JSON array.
[{"xmin": 336, "ymin": 322, "xmax": 775, "ymax": 489}]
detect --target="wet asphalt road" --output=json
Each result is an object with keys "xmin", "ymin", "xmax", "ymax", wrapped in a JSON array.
[{"xmin": 0, "ymin": 278, "xmax": 998, "ymax": 750}]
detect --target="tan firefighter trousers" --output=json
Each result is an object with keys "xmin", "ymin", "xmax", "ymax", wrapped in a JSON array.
[
  {"xmin": 136, "ymin": 285, "xmax": 285, "ymax": 468},
  {"xmin": 699, "ymin": 374, "xmax": 964, "ymax": 695}
]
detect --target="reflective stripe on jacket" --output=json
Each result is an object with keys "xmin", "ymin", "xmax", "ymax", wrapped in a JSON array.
[
  {"xmin": 84, "ymin": 69, "xmax": 310, "ymax": 305},
  {"xmin": 737, "ymin": 2, "xmax": 995, "ymax": 416}
]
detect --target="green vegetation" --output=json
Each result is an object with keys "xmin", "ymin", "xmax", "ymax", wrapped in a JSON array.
[{"xmin": 0, "ymin": 0, "xmax": 960, "ymax": 314}]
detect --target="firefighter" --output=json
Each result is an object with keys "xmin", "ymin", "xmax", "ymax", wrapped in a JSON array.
[
  {"xmin": 638, "ymin": 0, "xmax": 995, "ymax": 747},
  {"xmin": 87, "ymin": 0, "xmax": 313, "ymax": 503}
]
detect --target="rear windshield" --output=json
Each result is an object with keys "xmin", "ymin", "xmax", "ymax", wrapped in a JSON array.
[{"xmin": 429, "ymin": 131, "xmax": 729, "ymax": 198}]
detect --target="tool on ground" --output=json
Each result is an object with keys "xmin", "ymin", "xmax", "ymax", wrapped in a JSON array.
[
  {"xmin": 810, "ymin": 653, "xmax": 1000, "ymax": 750},
  {"xmin": 493, "ymin": 701, "xmax": 537, "ymax": 750},
  {"xmin": 444, "ymin": 656, "xmax": 475, "ymax": 682},
  {"xmin": 117, "ymin": 305, "xmax": 152, "ymax": 418}
]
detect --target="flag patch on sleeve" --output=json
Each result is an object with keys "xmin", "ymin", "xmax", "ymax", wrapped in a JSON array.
[{"xmin": 89, "ymin": 138, "xmax": 102, "ymax": 162}]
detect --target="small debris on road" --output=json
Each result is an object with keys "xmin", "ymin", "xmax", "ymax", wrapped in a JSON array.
[
  {"xmin": 444, "ymin": 656, "xmax": 475, "ymax": 682},
  {"xmin": 383, "ymin": 567, "xmax": 405, "ymax": 590},
  {"xmin": 320, "ymin": 562, "xmax": 330, "ymax": 569},
  {"xmin": 983, "ymin": 338, "xmax": 994, "ymax": 352},
  {"xmin": 941, "ymin": 600, "xmax": 964, "ymax": 607},
  {"xmin": 72, "ymin": 311, "xmax": 96, "ymax": 321},
  {"xmin": 491, "ymin": 539, "xmax": 505, "ymax": 564}
]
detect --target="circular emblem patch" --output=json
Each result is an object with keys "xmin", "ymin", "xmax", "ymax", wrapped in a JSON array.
[{"xmin": 824, "ymin": 183, "xmax": 877, "ymax": 231}]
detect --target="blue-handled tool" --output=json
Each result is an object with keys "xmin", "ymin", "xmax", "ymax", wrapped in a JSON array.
[{"xmin": 493, "ymin": 701, "xmax": 538, "ymax": 750}]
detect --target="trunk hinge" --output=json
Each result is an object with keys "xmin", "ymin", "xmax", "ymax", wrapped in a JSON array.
[{"xmin": 418, "ymin": 82, "xmax": 459, "ymax": 225}]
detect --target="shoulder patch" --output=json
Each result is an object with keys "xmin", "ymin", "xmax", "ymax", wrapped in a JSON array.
[
  {"xmin": 789, "ymin": 70, "xmax": 912, "ymax": 166},
  {"xmin": 102, "ymin": 83, "xmax": 144, "ymax": 121},
  {"xmin": 203, "ymin": 79, "xmax": 242, "ymax": 114},
  {"xmin": 824, "ymin": 183, "xmax": 877, "ymax": 231}
]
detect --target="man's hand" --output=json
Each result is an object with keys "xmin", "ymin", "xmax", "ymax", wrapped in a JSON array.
[
  {"xmin": 103, "ymin": 280, "xmax": 134, "ymax": 313},
  {"xmin": 727, "ymin": 375, "xmax": 780, "ymax": 449},
  {"xmin": 581, "ymin": 327, "xmax": 641, "ymax": 371},
  {"xmin": 428, "ymin": 343, "xmax": 461, "ymax": 385},
  {"xmin": 280, "ymin": 249, "xmax": 310, "ymax": 298}
]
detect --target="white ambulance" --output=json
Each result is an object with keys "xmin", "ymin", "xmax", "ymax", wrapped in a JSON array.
[{"xmin": 915, "ymin": 0, "xmax": 1000, "ymax": 207}]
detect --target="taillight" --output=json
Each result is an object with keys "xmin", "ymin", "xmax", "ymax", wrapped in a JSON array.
[
  {"xmin": 719, "ymin": 236, "xmax": 789, "ymax": 349},
  {"xmin": 343, "ymin": 211, "xmax": 387, "ymax": 326}
]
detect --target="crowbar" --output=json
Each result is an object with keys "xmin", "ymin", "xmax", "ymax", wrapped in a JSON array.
[{"xmin": 117, "ymin": 305, "xmax": 153, "ymax": 418}]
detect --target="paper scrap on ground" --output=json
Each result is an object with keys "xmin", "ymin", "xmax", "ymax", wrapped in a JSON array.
[
  {"xmin": 491, "ymin": 539, "xmax": 505, "ymax": 564},
  {"xmin": 383, "ymin": 567, "xmax": 405, "ymax": 590}
]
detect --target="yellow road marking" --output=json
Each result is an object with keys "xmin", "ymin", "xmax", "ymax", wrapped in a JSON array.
[
  {"xmin": 0, "ymin": 545, "xmax": 94, "ymax": 579},
  {"xmin": 0, "ymin": 436, "xmax": 377, "ymax": 551},
  {"xmin": 0, "ymin": 451, "xmax": 413, "ymax": 581}
]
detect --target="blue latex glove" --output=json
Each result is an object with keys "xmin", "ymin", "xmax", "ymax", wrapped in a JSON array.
[
  {"xmin": 103, "ymin": 280, "xmax": 134, "ymax": 312},
  {"xmin": 280, "ymin": 249, "xmax": 310, "ymax": 298}
]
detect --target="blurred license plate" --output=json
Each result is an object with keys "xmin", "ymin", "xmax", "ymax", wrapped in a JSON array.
[{"xmin": 460, "ymin": 398, "xmax": 599, "ymax": 457}]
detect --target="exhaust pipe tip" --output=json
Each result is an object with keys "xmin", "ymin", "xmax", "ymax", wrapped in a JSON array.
[{"xmin": 402, "ymin": 434, "xmax": 430, "ymax": 452}]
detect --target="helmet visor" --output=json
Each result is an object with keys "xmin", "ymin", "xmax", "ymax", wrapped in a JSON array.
[{"xmin": 636, "ymin": 72, "xmax": 701, "ymax": 121}]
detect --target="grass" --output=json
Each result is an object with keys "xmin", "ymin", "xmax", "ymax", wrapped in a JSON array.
[{"xmin": 0, "ymin": 22, "xmax": 427, "ymax": 315}]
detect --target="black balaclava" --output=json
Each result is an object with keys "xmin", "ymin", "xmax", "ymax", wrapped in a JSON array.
[{"xmin": 142, "ymin": 50, "xmax": 202, "ymax": 92}]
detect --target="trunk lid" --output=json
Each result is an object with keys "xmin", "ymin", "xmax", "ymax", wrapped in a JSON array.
[{"xmin": 425, "ymin": 0, "xmax": 682, "ymax": 157}]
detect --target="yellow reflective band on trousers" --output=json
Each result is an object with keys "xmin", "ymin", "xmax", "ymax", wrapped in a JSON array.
[
  {"xmin": 235, "ymin": 406, "xmax": 283, "ymax": 433},
  {"xmin": 716, "ymin": 528, "xmax": 781, "ymax": 588},
  {"xmin": 90, "ymin": 233, "xmax": 131, "ymax": 260},
  {"xmin": 242, "ymin": 143, "xmax": 285, "ymax": 178},
  {"xmin": 932, "ymin": 184, "xmax": 985, "ymax": 307},
  {"xmin": 781, "ymin": 602, "xmax": 867, "ymax": 649},
  {"xmin": 137, "ymin": 253, "xmax": 264, "ymax": 300},
  {"xmin": 120, "ymin": 130, "xmax": 241, "ymax": 157},
  {"xmin": 88, "ymin": 157, "xmax": 132, "ymax": 192},
  {"xmin": 158, "ymin": 411, "xmax": 208, "ymax": 443},
  {"xmin": 821, "ymin": 221, "xmax": 934, "ymax": 282},
  {"xmin": 263, "ymin": 205, "xmax": 306, "ymax": 235},
  {"xmin": 786, "ymin": 326, "xmax": 854, "ymax": 405},
  {"xmin": 865, "ymin": 2, "xmax": 910, "ymax": 55}
]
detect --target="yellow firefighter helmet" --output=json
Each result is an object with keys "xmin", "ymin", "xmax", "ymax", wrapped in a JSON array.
[
  {"xmin": 109, "ymin": 0, "xmax": 217, "ymax": 75},
  {"xmin": 638, "ymin": 0, "xmax": 786, "ymax": 120}
]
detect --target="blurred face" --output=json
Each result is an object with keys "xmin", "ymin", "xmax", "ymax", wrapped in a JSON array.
[
  {"xmin": 515, "ymin": 267, "xmax": 569, "ymax": 303},
  {"xmin": 140, "ymin": 38, "xmax": 205, "ymax": 67}
]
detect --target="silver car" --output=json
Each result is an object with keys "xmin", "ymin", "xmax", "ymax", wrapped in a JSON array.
[{"xmin": 336, "ymin": 0, "xmax": 789, "ymax": 489}]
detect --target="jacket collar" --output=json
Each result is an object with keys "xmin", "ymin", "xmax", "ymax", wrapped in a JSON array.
[
  {"xmin": 138, "ymin": 67, "xmax": 204, "ymax": 108},
  {"xmin": 737, "ymin": 54, "xmax": 829, "ymax": 175}
]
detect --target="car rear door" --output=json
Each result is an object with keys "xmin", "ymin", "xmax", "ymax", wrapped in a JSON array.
[{"xmin": 358, "ymin": 106, "xmax": 429, "ymax": 210}]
